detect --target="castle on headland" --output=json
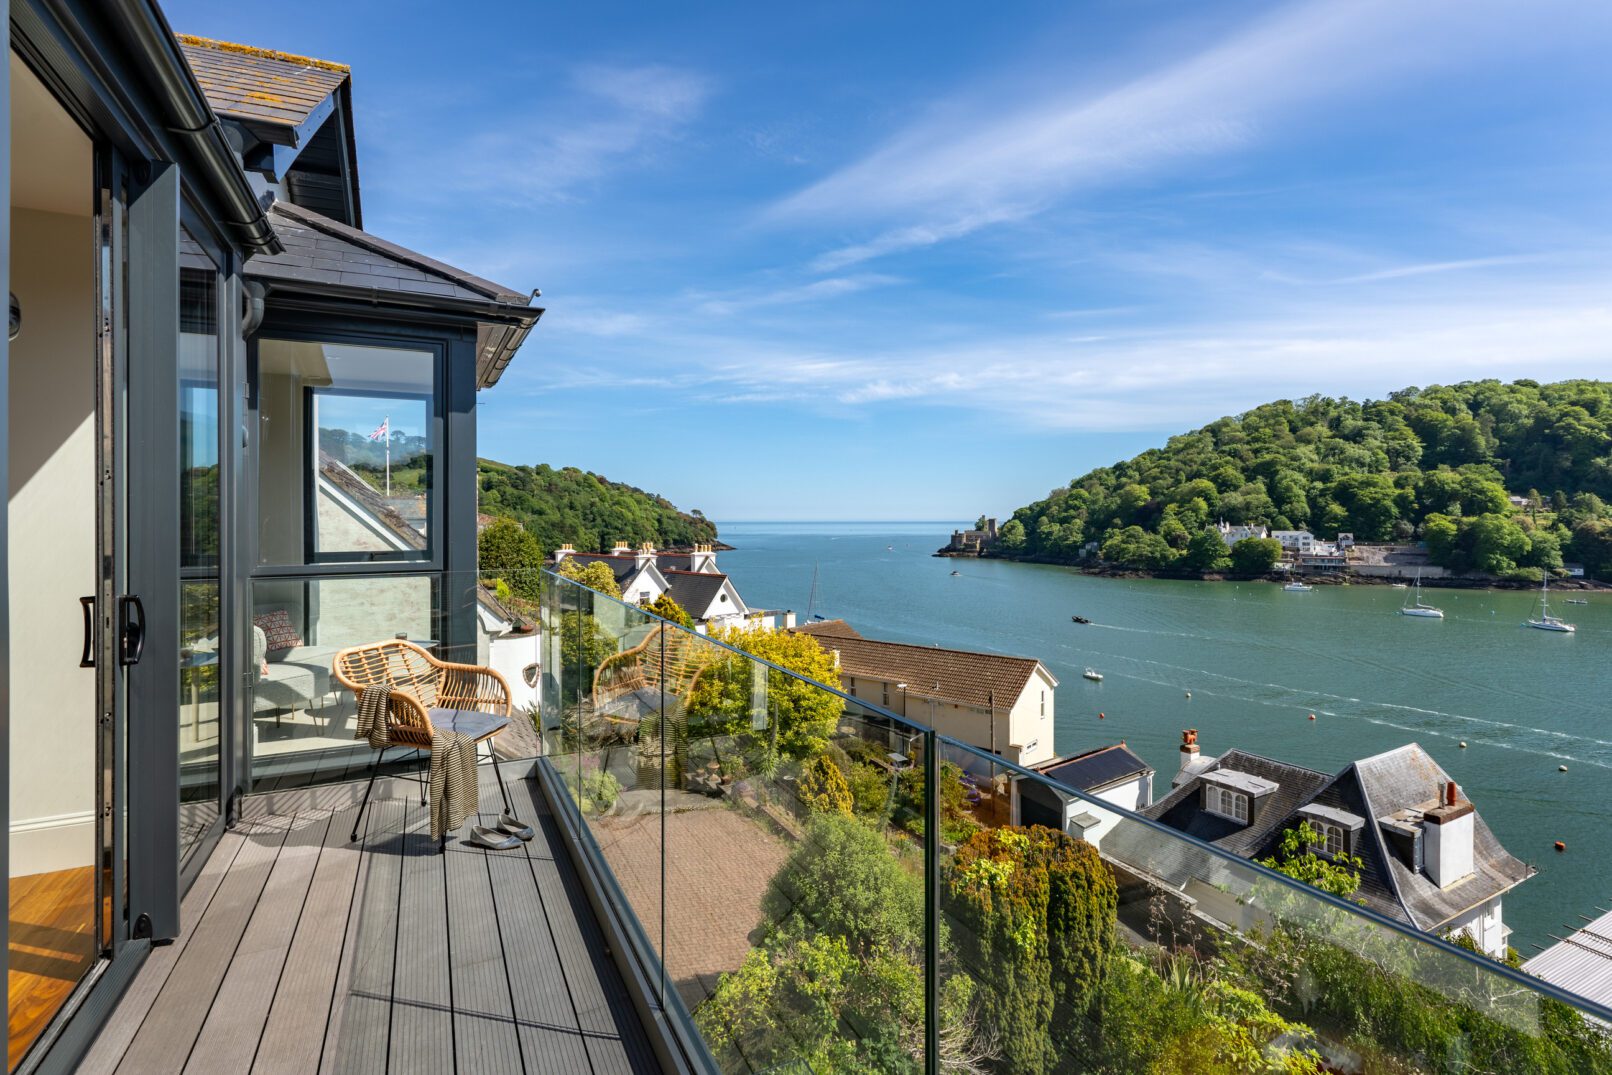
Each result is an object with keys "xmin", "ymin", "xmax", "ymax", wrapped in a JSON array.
[{"xmin": 946, "ymin": 517, "xmax": 999, "ymax": 554}]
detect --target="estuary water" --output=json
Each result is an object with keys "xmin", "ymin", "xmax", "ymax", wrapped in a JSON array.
[{"xmin": 717, "ymin": 520, "xmax": 1611, "ymax": 955}]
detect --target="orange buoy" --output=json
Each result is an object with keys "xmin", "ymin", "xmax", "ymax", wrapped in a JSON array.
[
  {"xmin": 1554, "ymin": 841, "xmax": 1566, "ymax": 852},
  {"xmin": 1308, "ymin": 713, "xmax": 1316, "ymax": 721},
  {"xmin": 1098, "ymin": 712, "xmax": 1105, "ymax": 720}
]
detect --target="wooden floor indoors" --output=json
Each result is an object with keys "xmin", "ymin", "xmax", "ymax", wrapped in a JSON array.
[
  {"xmin": 79, "ymin": 773, "xmax": 661, "ymax": 1074},
  {"xmin": 8, "ymin": 865, "xmax": 99, "ymax": 1070}
]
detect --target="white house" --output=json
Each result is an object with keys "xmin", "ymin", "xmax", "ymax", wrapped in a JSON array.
[
  {"xmin": 553, "ymin": 541, "xmax": 780, "ymax": 631},
  {"xmin": 1216, "ymin": 521, "xmax": 1270, "ymax": 547},
  {"xmin": 1270, "ymin": 530, "xmax": 1316, "ymax": 553},
  {"xmin": 1117, "ymin": 731, "xmax": 1532, "ymax": 959},
  {"xmin": 791, "ymin": 619, "xmax": 1059, "ymax": 769}
]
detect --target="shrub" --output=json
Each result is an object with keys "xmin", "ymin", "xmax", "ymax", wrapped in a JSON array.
[
  {"xmin": 799, "ymin": 754, "xmax": 854, "ymax": 816},
  {"xmin": 847, "ymin": 762, "xmax": 891, "ymax": 816}
]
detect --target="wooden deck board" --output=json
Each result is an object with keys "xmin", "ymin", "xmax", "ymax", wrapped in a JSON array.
[
  {"xmin": 252, "ymin": 804, "xmax": 365, "ymax": 1075},
  {"xmin": 183, "ymin": 809, "xmax": 333, "ymax": 1073},
  {"xmin": 114, "ymin": 815, "xmax": 295, "ymax": 1073},
  {"xmin": 509, "ymin": 781, "xmax": 661, "ymax": 1075},
  {"xmin": 387, "ymin": 804, "xmax": 455, "ymax": 1075},
  {"xmin": 80, "ymin": 776, "xmax": 662, "ymax": 1075}
]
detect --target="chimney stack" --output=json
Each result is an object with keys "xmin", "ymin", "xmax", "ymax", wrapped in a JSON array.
[
  {"xmin": 635, "ymin": 542, "xmax": 656, "ymax": 571},
  {"xmin": 611, "ymin": 540, "xmax": 631, "ymax": 556},
  {"xmin": 1422, "ymin": 781, "xmax": 1475, "ymax": 888},
  {"xmin": 690, "ymin": 543, "xmax": 716, "ymax": 573},
  {"xmin": 1173, "ymin": 729, "xmax": 1214, "ymax": 787},
  {"xmin": 554, "ymin": 543, "xmax": 575, "ymax": 564}
]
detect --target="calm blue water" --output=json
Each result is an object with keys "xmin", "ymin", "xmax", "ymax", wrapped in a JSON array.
[{"xmin": 717, "ymin": 520, "xmax": 1612, "ymax": 955}]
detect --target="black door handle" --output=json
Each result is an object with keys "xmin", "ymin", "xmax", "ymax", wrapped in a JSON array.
[
  {"xmin": 119, "ymin": 594, "xmax": 146, "ymax": 666},
  {"xmin": 80, "ymin": 596, "xmax": 97, "ymax": 668}
]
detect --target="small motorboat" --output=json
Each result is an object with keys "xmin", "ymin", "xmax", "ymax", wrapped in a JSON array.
[
  {"xmin": 1565, "ymin": 598, "xmax": 1589, "ymax": 605},
  {"xmin": 1083, "ymin": 668, "xmax": 1103, "ymax": 682},
  {"xmin": 1283, "ymin": 582, "xmax": 1313, "ymax": 592},
  {"xmin": 950, "ymin": 570, "xmax": 961, "ymax": 576},
  {"xmin": 1070, "ymin": 615, "xmax": 1091, "ymax": 624}
]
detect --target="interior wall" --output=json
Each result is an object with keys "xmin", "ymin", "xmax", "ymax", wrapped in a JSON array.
[{"xmin": 8, "ymin": 206, "xmax": 95, "ymax": 877}]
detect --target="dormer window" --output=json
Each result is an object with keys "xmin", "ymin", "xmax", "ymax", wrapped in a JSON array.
[
  {"xmin": 1206, "ymin": 786, "xmax": 1250, "ymax": 823},
  {"xmin": 1199, "ymin": 769, "xmax": 1277, "ymax": 826},
  {"xmin": 1298, "ymin": 803, "xmax": 1365, "ymax": 859},
  {"xmin": 1312, "ymin": 821, "xmax": 1345, "ymax": 857}
]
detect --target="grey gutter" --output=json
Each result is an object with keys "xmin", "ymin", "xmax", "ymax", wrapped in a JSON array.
[{"xmin": 101, "ymin": 0, "xmax": 281, "ymax": 254}]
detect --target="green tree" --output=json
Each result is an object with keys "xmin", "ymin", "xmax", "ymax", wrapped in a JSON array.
[
  {"xmin": 645, "ymin": 592, "xmax": 693, "ymax": 627},
  {"xmin": 1182, "ymin": 529, "xmax": 1231, "ymax": 572},
  {"xmin": 1258, "ymin": 820, "xmax": 1363, "ymax": 899},
  {"xmin": 557, "ymin": 558, "xmax": 622, "ymax": 598},
  {"xmin": 1467, "ymin": 513, "xmax": 1529, "ymax": 575},
  {"xmin": 1229, "ymin": 537, "xmax": 1282, "ymax": 574},
  {"xmin": 946, "ymin": 826, "xmax": 1118, "ymax": 1074},
  {"xmin": 477, "ymin": 518, "xmax": 544, "ymax": 600},
  {"xmin": 996, "ymin": 518, "xmax": 1027, "ymax": 552},
  {"xmin": 686, "ymin": 627, "xmax": 845, "ymax": 758}
]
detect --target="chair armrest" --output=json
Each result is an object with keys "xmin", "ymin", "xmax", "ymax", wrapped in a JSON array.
[
  {"xmin": 387, "ymin": 691, "xmax": 433, "ymax": 746},
  {"xmin": 436, "ymin": 663, "xmax": 513, "ymax": 717}
]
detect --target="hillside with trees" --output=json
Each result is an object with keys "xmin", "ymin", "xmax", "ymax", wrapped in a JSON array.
[
  {"xmin": 996, "ymin": 379, "xmax": 1612, "ymax": 580},
  {"xmin": 477, "ymin": 459, "xmax": 718, "ymax": 554}
]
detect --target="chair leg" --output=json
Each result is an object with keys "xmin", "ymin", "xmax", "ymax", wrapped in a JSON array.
[
  {"xmin": 418, "ymin": 749, "xmax": 427, "ymax": 805},
  {"xmin": 489, "ymin": 745, "xmax": 514, "ymax": 816},
  {"xmin": 351, "ymin": 747, "xmax": 385, "ymax": 841}
]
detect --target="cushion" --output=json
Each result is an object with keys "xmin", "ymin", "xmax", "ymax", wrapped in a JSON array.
[
  {"xmin": 428, "ymin": 708, "xmax": 509, "ymax": 742},
  {"xmin": 253, "ymin": 609, "xmax": 303, "ymax": 653}
]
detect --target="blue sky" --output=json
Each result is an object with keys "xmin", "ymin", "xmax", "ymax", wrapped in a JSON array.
[{"xmin": 170, "ymin": 0, "xmax": 1612, "ymax": 522}]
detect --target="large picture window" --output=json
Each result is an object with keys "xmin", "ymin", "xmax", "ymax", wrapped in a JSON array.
[{"xmin": 256, "ymin": 337, "xmax": 436, "ymax": 565}]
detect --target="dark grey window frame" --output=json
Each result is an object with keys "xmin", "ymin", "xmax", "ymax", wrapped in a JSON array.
[{"xmin": 248, "ymin": 318, "xmax": 448, "ymax": 575}]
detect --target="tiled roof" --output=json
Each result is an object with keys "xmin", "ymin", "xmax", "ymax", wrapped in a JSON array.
[
  {"xmin": 1037, "ymin": 744, "xmax": 1153, "ymax": 794},
  {"xmin": 794, "ymin": 631, "xmax": 1048, "ymax": 709},
  {"xmin": 317, "ymin": 451, "xmax": 425, "ymax": 552},
  {"xmin": 250, "ymin": 201, "xmax": 529, "ymax": 305},
  {"xmin": 176, "ymin": 35, "xmax": 348, "ymax": 131},
  {"xmin": 791, "ymin": 619, "xmax": 863, "ymax": 639}
]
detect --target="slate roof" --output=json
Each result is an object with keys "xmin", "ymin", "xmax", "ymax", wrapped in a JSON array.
[
  {"xmin": 1037, "ymin": 744, "xmax": 1154, "ymax": 794},
  {"xmin": 663, "ymin": 570, "xmax": 731, "ymax": 618},
  {"xmin": 558, "ymin": 553, "xmax": 645, "ymax": 589},
  {"xmin": 1140, "ymin": 743, "xmax": 1532, "ymax": 934},
  {"xmin": 247, "ymin": 202, "xmax": 540, "ymax": 387},
  {"xmin": 176, "ymin": 35, "xmax": 348, "ymax": 132},
  {"xmin": 791, "ymin": 631, "xmax": 1050, "ymax": 709},
  {"xmin": 316, "ymin": 451, "xmax": 425, "ymax": 551},
  {"xmin": 1347, "ymin": 745, "xmax": 1532, "ymax": 931},
  {"xmin": 1143, "ymin": 749, "xmax": 1331, "ymax": 858},
  {"xmin": 251, "ymin": 202, "xmax": 528, "ymax": 305}
]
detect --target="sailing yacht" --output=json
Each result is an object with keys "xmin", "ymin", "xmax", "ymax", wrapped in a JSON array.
[
  {"xmin": 1524, "ymin": 574, "xmax": 1575, "ymax": 633},
  {"xmin": 1398, "ymin": 572, "xmax": 1444, "ymax": 619}
]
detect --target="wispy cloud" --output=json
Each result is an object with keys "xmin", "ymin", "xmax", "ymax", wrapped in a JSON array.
[
  {"xmin": 772, "ymin": 0, "xmax": 1569, "ymax": 265},
  {"xmin": 692, "ymin": 273, "xmax": 901, "ymax": 316},
  {"xmin": 1330, "ymin": 254, "xmax": 1558, "ymax": 285},
  {"xmin": 449, "ymin": 63, "xmax": 711, "ymax": 202}
]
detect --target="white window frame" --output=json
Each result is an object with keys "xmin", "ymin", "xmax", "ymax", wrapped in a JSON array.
[
  {"xmin": 1206, "ymin": 785, "xmax": 1249, "ymax": 823},
  {"xmin": 1311, "ymin": 821, "xmax": 1345, "ymax": 857}
]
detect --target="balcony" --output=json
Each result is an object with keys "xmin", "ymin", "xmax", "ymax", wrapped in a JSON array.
[
  {"xmin": 79, "ymin": 570, "xmax": 1612, "ymax": 1073},
  {"xmin": 80, "ymin": 768, "xmax": 661, "ymax": 1074}
]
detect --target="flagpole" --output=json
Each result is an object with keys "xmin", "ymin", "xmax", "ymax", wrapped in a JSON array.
[{"xmin": 384, "ymin": 414, "xmax": 390, "ymax": 497}]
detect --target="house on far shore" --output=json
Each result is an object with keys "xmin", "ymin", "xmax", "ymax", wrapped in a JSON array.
[
  {"xmin": 791, "ymin": 619, "xmax": 1058, "ymax": 769},
  {"xmin": 1216, "ymin": 521, "xmax": 1269, "ymax": 546},
  {"xmin": 1108, "ymin": 730, "xmax": 1532, "ymax": 958},
  {"xmin": 552, "ymin": 542, "xmax": 791, "ymax": 631}
]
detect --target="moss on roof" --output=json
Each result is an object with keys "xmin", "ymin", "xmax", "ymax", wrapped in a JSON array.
[{"xmin": 175, "ymin": 34, "xmax": 349, "ymax": 75}]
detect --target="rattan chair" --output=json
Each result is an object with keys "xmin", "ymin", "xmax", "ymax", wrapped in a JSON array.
[{"xmin": 332, "ymin": 639, "xmax": 517, "ymax": 842}]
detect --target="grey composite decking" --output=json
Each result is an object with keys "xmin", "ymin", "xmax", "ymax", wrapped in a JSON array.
[{"xmin": 81, "ymin": 773, "xmax": 662, "ymax": 1074}]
